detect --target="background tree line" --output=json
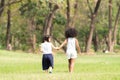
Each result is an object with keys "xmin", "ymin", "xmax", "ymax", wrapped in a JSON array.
[{"xmin": 0, "ymin": 0, "xmax": 120, "ymax": 53}]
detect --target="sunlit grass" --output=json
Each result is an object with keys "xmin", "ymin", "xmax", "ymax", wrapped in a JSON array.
[{"xmin": 0, "ymin": 50, "xmax": 120, "ymax": 80}]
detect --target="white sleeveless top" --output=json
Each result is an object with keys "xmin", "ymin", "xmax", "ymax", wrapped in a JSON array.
[
  {"xmin": 41, "ymin": 42, "xmax": 52, "ymax": 54},
  {"xmin": 66, "ymin": 38, "xmax": 77, "ymax": 53}
]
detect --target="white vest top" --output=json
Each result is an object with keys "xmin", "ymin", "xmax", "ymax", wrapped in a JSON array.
[
  {"xmin": 41, "ymin": 42, "xmax": 52, "ymax": 54},
  {"xmin": 66, "ymin": 38, "xmax": 77, "ymax": 53}
]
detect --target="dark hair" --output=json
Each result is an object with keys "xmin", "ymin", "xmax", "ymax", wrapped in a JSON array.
[
  {"xmin": 65, "ymin": 28, "xmax": 77, "ymax": 38},
  {"xmin": 42, "ymin": 35, "xmax": 50, "ymax": 42}
]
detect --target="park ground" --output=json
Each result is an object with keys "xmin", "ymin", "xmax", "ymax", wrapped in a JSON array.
[{"xmin": 0, "ymin": 50, "xmax": 120, "ymax": 80}]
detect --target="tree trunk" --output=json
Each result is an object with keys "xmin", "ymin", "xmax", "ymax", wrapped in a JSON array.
[
  {"xmin": 31, "ymin": 18, "xmax": 36, "ymax": 53},
  {"xmin": 112, "ymin": 5, "xmax": 120, "ymax": 46},
  {"xmin": 107, "ymin": 0, "xmax": 120, "ymax": 52},
  {"xmin": 6, "ymin": 4, "xmax": 11, "ymax": 49},
  {"xmin": 66, "ymin": 0, "xmax": 78, "ymax": 29},
  {"xmin": 108, "ymin": 0, "xmax": 113, "ymax": 52},
  {"xmin": 93, "ymin": 30, "xmax": 99, "ymax": 52},
  {"xmin": 85, "ymin": 0, "xmax": 101, "ymax": 53},
  {"xmin": 28, "ymin": 17, "xmax": 36, "ymax": 53},
  {"xmin": 85, "ymin": 15, "xmax": 95, "ymax": 53},
  {"xmin": 71, "ymin": 0, "xmax": 78, "ymax": 27},
  {"xmin": 66, "ymin": 0, "xmax": 71, "ymax": 29},
  {"xmin": 0, "ymin": 0, "xmax": 5, "ymax": 17},
  {"xmin": 43, "ymin": 4, "xmax": 59, "ymax": 36},
  {"xmin": 117, "ymin": 29, "xmax": 120, "ymax": 45},
  {"xmin": 32, "ymin": 34, "xmax": 36, "ymax": 53}
]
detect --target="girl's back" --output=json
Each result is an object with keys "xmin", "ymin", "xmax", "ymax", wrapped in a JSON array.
[
  {"xmin": 66, "ymin": 38, "xmax": 76, "ymax": 53},
  {"xmin": 41, "ymin": 42, "xmax": 52, "ymax": 54}
]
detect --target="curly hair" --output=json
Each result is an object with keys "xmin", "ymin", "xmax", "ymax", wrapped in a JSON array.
[{"xmin": 65, "ymin": 28, "xmax": 77, "ymax": 38}]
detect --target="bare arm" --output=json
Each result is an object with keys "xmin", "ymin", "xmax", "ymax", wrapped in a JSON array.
[
  {"xmin": 59, "ymin": 39, "xmax": 67, "ymax": 49},
  {"xmin": 51, "ymin": 43, "xmax": 57, "ymax": 49},
  {"xmin": 75, "ymin": 38, "xmax": 81, "ymax": 53}
]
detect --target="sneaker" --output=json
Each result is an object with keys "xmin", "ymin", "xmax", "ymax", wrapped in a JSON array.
[{"xmin": 49, "ymin": 67, "xmax": 52, "ymax": 73}]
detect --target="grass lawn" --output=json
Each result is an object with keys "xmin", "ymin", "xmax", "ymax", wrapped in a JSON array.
[{"xmin": 0, "ymin": 50, "xmax": 120, "ymax": 80}]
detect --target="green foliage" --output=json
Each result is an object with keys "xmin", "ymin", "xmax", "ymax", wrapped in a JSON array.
[
  {"xmin": 0, "ymin": 0, "xmax": 120, "ymax": 52},
  {"xmin": 53, "ymin": 13, "xmax": 66, "ymax": 25},
  {"xmin": 19, "ymin": 0, "xmax": 38, "ymax": 17},
  {"xmin": 36, "ymin": 6, "xmax": 49, "ymax": 25},
  {"xmin": 0, "ymin": 23, "xmax": 6, "ymax": 48}
]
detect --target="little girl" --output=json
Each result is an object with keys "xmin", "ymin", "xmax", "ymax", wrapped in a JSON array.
[
  {"xmin": 58, "ymin": 28, "xmax": 81, "ymax": 73},
  {"xmin": 40, "ymin": 35, "xmax": 57, "ymax": 73}
]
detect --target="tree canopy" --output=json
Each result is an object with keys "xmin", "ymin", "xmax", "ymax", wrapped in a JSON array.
[{"xmin": 0, "ymin": 0, "xmax": 120, "ymax": 53}]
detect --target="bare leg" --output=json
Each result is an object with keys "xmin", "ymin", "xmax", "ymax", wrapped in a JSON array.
[
  {"xmin": 44, "ymin": 70, "xmax": 48, "ymax": 73},
  {"xmin": 68, "ymin": 58, "xmax": 75, "ymax": 73}
]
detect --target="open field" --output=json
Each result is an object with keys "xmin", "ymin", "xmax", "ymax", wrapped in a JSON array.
[{"xmin": 0, "ymin": 50, "xmax": 120, "ymax": 80}]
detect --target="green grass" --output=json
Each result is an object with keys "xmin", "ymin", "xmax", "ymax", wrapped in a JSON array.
[{"xmin": 0, "ymin": 50, "xmax": 120, "ymax": 80}]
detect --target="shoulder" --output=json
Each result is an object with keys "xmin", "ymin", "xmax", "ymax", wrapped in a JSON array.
[
  {"xmin": 44, "ymin": 42, "xmax": 52, "ymax": 45},
  {"xmin": 74, "ymin": 38, "xmax": 78, "ymax": 42},
  {"xmin": 41, "ymin": 42, "xmax": 45, "ymax": 45},
  {"xmin": 64, "ymin": 39, "xmax": 68, "ymax": 42}
]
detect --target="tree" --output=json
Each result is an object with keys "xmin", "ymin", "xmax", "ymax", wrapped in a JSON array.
[
  {"xmin": 6, "ymin": 0, "xmax": 22, "ymax": 49},
  {"xmin": 19, "ymin": 0, "xmax": 38, "ymax": 52},
  {"xmin": 1, "ymin": 0, "xmax": 120, "ymax": 53},
  {"xmin": 85, "ymin": 0, "xmax": 101, "ymax": 53},
  {"xmin": 107, "ymin": 0, "xmax": 120, "ymax": 52},
  {"xmin": 43, "ymin": 3, "xmax": 59, "ymax": 36},
  {"xmin": 70, "ymin": 0, "xmax": 78, "ymax": 27},
  {"xmin": 66, "ymin": 0, "xmax": 78, "ymax": 29},
  {"xmin": 6, "ymin": 1, "xmax": 11, "ymax": 49},
  {"xmin": 66, "ymin": 0, "xmax": 70, "ymax": 28}
]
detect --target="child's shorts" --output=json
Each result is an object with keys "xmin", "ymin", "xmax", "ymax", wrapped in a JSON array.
[
  {"xmin": 42, "ymin": 54, "xmax": 53, "ymax": 70},
  {"xmin": 66, "ymin": 52, "xmax": 77, "ymax": 59}
]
